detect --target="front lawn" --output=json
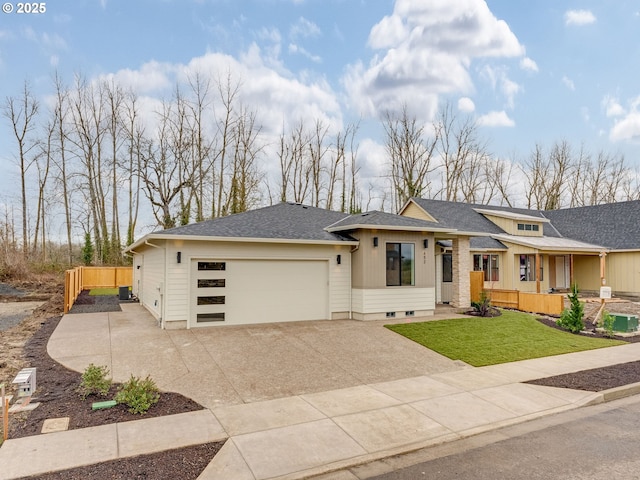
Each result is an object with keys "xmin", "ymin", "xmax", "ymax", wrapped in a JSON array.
[{"xmin": 385, "ymin": 310, "xmax": 626, "ymax": 367}]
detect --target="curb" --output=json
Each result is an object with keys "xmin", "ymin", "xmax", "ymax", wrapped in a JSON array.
[{"xmin": 582, "ymin": 381, "xmax": 640, "ymax": 406}]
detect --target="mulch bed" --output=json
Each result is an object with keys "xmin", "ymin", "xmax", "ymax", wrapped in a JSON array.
[
  {"xmin": 8, "ymin": 296, "xmax": 224, "ymax": 479},
  {"xmin": 527, "ymin": 360, "xmax": 640, "ymax": 391}
]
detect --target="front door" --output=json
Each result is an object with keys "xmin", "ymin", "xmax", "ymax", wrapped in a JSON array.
[{"xmin": 554, "ymin": 255, "xmax": 569, "ymax": 289}]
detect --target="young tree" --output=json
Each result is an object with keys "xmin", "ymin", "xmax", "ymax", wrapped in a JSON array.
[{"xmin": 3, "ymin": 81, "xmax": 40, "ymax": 259}]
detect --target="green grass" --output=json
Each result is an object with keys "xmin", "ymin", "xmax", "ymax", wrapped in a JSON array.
[
  {"xmin": 89, "ymin": 288, "xmax": 119, "ymax": 296},
  {"xmin": 385, "ymin": 310, "xmax": 626, "ymax": 367}
]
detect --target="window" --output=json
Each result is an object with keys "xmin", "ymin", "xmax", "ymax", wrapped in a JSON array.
[
  {"xmin": 197, "ymin": 296, "xmax": 225, "ymax": 306},
  {"xmin": 386, "ymin": 243, "xmax": 415, "ymax": 286},
  {"xmin": 197, "ymin": 313, "xmax": 225, "ymax": 322},
  {"xmin": 473, "ymin": 254, "xmax": 499, "ymax": 281},
  {"xmin": 442, "ymin": 253, "xmax": 452, "ymax": 283},
  {"xmin": 198, "ymin": 262, "xmax": 225, "ymax": 271},
  {"xmin": 519, "ymin": 254, "xmax": 542, "ymax": 281},
  {"xmin": 517, "ymin": 223, "xmax": 540, "ymax": 232},
  {"xmin": 198, "ymin": 279, "xmax": 225, "ymax": 288}
]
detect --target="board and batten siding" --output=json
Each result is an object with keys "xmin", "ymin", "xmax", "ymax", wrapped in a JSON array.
[
  {"xmin": 573, "ymin": 252, "xmax": 640, "ymax": 295},
  {"xmin": 163, "ymin": 239, "xmax": 352, "ymax": 326}
]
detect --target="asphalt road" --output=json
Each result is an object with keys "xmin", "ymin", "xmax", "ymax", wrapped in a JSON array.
[{"xmin": 355, "ymin": 395, "xmax": 640, "ymax": 480}]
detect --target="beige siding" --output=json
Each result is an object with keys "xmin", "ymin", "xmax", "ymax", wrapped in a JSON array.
[
  {"xmin": 573, "ymin": 256, "xmax": 600, "ymax": 291},
  {"xmin": 606, "ymin": 252, "xmax": 640, "ymax": 295},
  {"xmin": 351, "ymin": 287, "xmax": 435, "ymax": 319},
  {"xmin": 164, "ymin": 240, "xmax": 351, "ymax": 326},
  {"xmin": 400, "ymin": 202, "xmax": 438, "ymax": 222},
  {"xmin": 481, "ymin": 214, "xmax": 544, "ymax": 237},
  {"xmin": 351, "ymin": 230, "xmax": 435, "ymax": 289}
]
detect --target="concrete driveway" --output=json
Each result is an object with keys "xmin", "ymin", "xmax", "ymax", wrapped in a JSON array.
[{"xmin": 48, "ymin": 304, "xmax": 466, "ymax": 409}]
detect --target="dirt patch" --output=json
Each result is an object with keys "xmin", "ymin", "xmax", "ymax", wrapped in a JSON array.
[
  {"xmin": 20, "ymin": 442, "xmax": 224, "ymax": 480},
  {"xmin": 527, "ymin": 361, "xmax": 640, "ymax": 391}
]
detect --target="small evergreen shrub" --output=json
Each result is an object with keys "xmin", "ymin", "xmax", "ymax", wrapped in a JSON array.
[
  {"xmin": 78, "ymin": 363, "xmax": 112, "ymax": 399},
  {"xmin": 556, "ymin": 284, "xmax": 585, "ymax": 333},
  {"xmin": 602, "ymin": 310, "xmax": 615, "ymax": 338},
  {"xmin": 115, "ymin": 375, "xmax": 160, "ymax": 414}
]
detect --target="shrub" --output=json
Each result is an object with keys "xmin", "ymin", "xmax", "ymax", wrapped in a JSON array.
[
  {"xmin": 78, "ymin": 364, "xmax": 112, "ymax": 399},
  {"xmin": 601, "ymin": 310, "xmax": 615, "ymax": 338},
  {"xmin": 470, "ymin": 291, "xmax": 501, "ymax": 317},
  {"xmin": 115, "ymin": 375, "xmax": 160, "ymax": 414},
  {"xmin": 556, "ymin": 284, "xmax": 584, "ymax": 333}
]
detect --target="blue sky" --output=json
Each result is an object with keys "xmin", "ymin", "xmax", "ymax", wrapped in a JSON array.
[{"xmin": 1, "ymin": 0, "xmax": 639, "ymax": 213}]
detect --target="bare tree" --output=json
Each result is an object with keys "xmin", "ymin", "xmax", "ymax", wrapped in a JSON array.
[
  {"xmin": 383, "ymin": 104, "xmax": 438, "ymax": 210},
  {"xmin": 3, "ymin": 81, "xmax": 40, "ymax": 259}
]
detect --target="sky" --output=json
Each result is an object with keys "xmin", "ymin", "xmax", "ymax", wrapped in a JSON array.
[{"xmin": 1, "ymin": 0, "xmax": 639, "ymax": 221}]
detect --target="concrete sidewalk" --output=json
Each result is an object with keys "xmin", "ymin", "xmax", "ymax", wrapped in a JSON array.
[{"xmin": 3, "ymin": 343, "xmax": 640, "ymax": 479}]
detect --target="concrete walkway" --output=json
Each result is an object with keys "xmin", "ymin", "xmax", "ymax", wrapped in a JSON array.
[{"xmin": 2, "ymin": 308, "xmax": 640, "ymax": 479}]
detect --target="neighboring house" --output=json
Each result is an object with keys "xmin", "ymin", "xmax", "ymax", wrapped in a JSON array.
[
  {"xmin": 125, "ymin": 199, "xmax": 640, "ymax": 329},
  {"xmin": 400, "ymin": 198, "xmax": 640, "ymax": 301}
]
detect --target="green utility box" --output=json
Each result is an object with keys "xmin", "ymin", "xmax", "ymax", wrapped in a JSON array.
[{"xmin": 610, "ymin": 313, "xmax": 639, "ymax": 333}]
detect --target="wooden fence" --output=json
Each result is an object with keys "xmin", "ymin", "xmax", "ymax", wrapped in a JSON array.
[
  {"xmin": 64, "ymin": 266, "xmax": 133, "ymax": 314},
  {"xmin": 485, "ymin": 288, "xmax": 564, "ymax": 316}
]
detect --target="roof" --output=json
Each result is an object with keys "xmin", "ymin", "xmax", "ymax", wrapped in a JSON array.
[
  {"xmin": 438, "ymin": 238, "xmax": 508, "ymax": 250},
  {"xmin": 325, "ymin": 210, "xmax": 455, "ymax": 233},
  {"xmin": 543, "ymin": 201, "xmax": 640, "ymax": 250},
  {"xmin": 406, "ymin": 198, "xmax": 561, "ymax": 237},
  {"xmin": 493, "ymin": 234, "xmax": 605, "ymax": 252},
  {"xmin": 127, "ymin": 203, "xmax": 356, "ymax": 250}
]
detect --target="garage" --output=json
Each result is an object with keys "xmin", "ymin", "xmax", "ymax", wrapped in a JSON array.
[{"xmin": 190, "ymin": 259, "xmax": 329, "ymax": 327}]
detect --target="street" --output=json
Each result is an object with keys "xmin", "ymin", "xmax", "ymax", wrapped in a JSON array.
[{"xmin": 356, "ymin": 396, "xmax": 640, "ymax": 480}]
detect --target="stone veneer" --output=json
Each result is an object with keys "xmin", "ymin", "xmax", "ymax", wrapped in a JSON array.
[{"xmin": 451, "ymin": 237, "xmax": 471, "ymax": 308}]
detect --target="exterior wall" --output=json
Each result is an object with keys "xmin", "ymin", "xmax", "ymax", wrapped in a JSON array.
[
  {"xmin": 351, "ymin": 288, "xmax": 435, "ymax": 320},
  {"xmin": 351, "ymin": 230, "xmax": 435, "ymax": 289},
  {"xmin": 573, "ymin": 255, "xmax": 600, "ymax": 291},
  {"xmin": 401, "ymin": 202, "xmax": 438, "ymax": 222},
  {"xmin": 137, "ymin": 243, "xmax": 165, "ymax": 323},
  {"xmin": 606, "ymin": 252, "xmax": 640, "ymax": 296},
  {"xmin": 162, "ymin": 240, "xmax": 352, "ymax": 327},
  {"xmin": 481, "ymin": 214, "xmax": 544, "ymax": 237},
  {"xmin": 350, "ymin": 229, "xmax": 436, "ymax": 319}
]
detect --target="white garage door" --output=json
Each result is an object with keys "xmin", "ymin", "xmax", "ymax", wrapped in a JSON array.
[{"xmin": 191, "ymin": 259, "xmax": 329, "ymax": 327}]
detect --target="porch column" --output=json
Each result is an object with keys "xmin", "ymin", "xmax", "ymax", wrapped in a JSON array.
[
  {"xmin": 451, "ymin": 236, "xmax": 471, "ymax": 309},
  {"xmin": 535, "ymin": 251, "xmax": 541, "ymax": 293}
]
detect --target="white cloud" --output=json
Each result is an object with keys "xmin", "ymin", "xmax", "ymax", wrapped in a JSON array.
[
  {"xmin": 519, "ymin": 57, "xmax": 538, "ymax": 73},
  {"xmin": 344, "ymin": 0, "xmax": 525, "ymax": 120},
  {"xmin": 565, "ymin": 9, "xmax": 596, "ymax": 26},
  {"xmin": 290, "ymin": 17, "xmax": 321, "ymax": 40},
  {"xmin": 602, "ymin": 95, "xmax": 625, "ymax": 117},
  {"xmin": 288, "ymin": 43, "xmax": 322, "ymax": 63},
  {"xmin": 562, "ymin": 75, "xmax": 575, "ymax": 91},
  {"xmin": 479, "ymin": 65, "xmax": 521, "ymax": 109},
  {"xmin": 458, "ymin": 97, "xmax": 475, "ymax": 113},
  {"xmin": 101, "ymin": 60, "xmax": 174, "ymax": 94},
  {"xmin": 609, "ymin": 96, "xmax": 640, "ymax": 142},
  {"xmin": 477, "ymin": 110, "xmax": 515, "ymax": 127}
]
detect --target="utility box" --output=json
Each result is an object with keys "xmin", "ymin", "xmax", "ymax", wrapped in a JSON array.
[
  {"xmin": 610, "ymin": 313, "xmax": 639, "ymax": 333},
  {"xmin": 13, "ymin": 367, "xmax": 36, "ymax": 398},
  {"xmin": 119, "ymin": 286, "xmax": 131, "ymax": 301}
]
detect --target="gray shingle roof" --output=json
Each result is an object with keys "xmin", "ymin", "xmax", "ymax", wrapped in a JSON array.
[
  {"xmin": 160, "ymin": 203, "xmax": 354, "ymax": 242},
  {"xmin": 543, "ymin": 200, "xmax": 640, "ymax": 250},
  {"xmin": 408, "ymin": 198, "xmax": 564, "ymax": 237},
  {"xmin": 326, "ymin": 210, "xmax": 448, "ymax": 231}
]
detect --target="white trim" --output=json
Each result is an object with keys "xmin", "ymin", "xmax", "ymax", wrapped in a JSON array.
[
  {"xmin": 474, "ymin": 208, "xmax": 551, "ymax": 223},
  {"xmin": 325, "ymin": 223, "xmax": 455, "ymax": 233}
]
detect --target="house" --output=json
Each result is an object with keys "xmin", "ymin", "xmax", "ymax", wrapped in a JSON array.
[
  {"xmin": 400, "ymin": 198, "xmax": 640, "ymax": 301},
  {"xmin": 125, "ymin": 202, "xmax": 462, "ymax": 329},
  {"xmin": 125, "ymin": 199, "xmax": 640, "ymax": 329}
]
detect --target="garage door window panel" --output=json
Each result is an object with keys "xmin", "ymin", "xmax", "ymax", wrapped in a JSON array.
[
  {"xmin": 197, "ymin": 313, "xmax": 225, "ymax": 323},
  {"xmin": 197, "ymin": 296, "xmax": 225, "ymax": 306},
  {"xmin": 197, "ymin": 279, "xmax": 225, "ymax": 288},
  {"xmin": 198, "ymin": 262, "xmax": 226, "ymax": 271}
]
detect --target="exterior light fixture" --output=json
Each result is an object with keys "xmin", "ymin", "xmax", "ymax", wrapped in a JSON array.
[
  {"xmin": 337, "ymin": 254, "xmax": 341, "ymax": 265},
  {"xmin": 373, "ymin": 237, "xmax": 379, "ymax": 247},
  {"xmin": 423, "ymin": 239, "xmax": 428, "ymax": 249},
  {"xmin": 177, "ymin": 251, "xmax": 182, "ymax": 264}
]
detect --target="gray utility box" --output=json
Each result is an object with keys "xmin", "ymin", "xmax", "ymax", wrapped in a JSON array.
[
  {"xmin": 610, "ymin": 313, "xmax": 639, "ymax": 333},
  {"xmin": 119, "ymin": 286, "xmax": 131, "ymax": 300}
]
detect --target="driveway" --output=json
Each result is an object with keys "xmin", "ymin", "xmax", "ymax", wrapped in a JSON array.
[{"xmin": 48, "ymin": 304, "xmax": 466, "ymax": 409}]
